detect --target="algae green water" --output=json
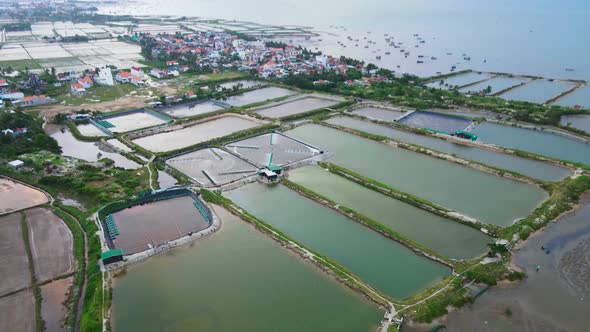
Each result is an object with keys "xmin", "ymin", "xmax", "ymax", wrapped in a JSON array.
[
  {"xmin": 286, "ymin": 124, "xmax": 547, "ymax": 227},
  {"xmin": 325, "ymin": 116, "xmax": 570, "ymax": 182},
  {"xmin": 112, "ymin": 207, "xmax": 382, "ymax": 332},
  {"xmin": 289, "ymin": 165, "xmax": 491, "ymax": 259},
  {"xmin": 226, "ymin": 183, "xmax": 450, "ymax": 299}
]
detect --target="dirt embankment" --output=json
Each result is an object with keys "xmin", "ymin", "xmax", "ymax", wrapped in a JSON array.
[{"xmin": 37, "ymin": 96, "xmax": 148, "ymax": 119}]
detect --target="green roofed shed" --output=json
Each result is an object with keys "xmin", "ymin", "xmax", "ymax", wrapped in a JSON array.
[
  {"xmin": 101, "ymin": 249, "xmax": 124, "ymax": 264},
  {"xmin": 268, "ymin": 165, "xmax": 282, "ymax": 172},
  {"xmin": 454, "ymin": 130, "xmax": 478, "ymax": 141}
]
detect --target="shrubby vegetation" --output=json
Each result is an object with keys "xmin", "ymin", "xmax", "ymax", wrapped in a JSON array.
[{"xmin": 0, "ymin": 111, "xmax": 61, "ymax": 158}]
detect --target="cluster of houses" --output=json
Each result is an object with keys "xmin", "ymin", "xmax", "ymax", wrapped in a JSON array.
[
  {"xmin": 0, "ymin": 75, "xmax": 55, "ymax": 107},
  {"xmin": 140, "ymin": 31, "xmax": 388, "ymax": 83},
  {"xmin": 68, "ymin": 66, "xmax": 146, "ymax": 95}
]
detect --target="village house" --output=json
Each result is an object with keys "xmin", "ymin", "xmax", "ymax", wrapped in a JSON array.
[
  {"xmin": 131, "ymin": 77, "xmax": 145, "ymax": 88},
  {"xmin": 0, "ymin": 90, "xmax": 24, "ymax": 102},
  {"xmin": 1, "ymin": 127, "xmax": 26, "ymax": 137},
  {"xmin": 71, "ymin": 83, "xmax": 87, "ymax": 95},
  {"xmin": 150, "ymin": 68, "xmax": 165, "ymax": 78},
  {"xmin": 185, "ymin": 91, "xmax": 196, "ymax": 99},
  {"xmin": 21, "ymin": 95, "xmax": 53, "ymax": 107},
  {"xmin": 131, "ymin": 66, "xmax": 145, "ymax": 78},
  {"xmin": 94, "ymin": 67, "xmax": 114, "ymax": 86},
  {"xmin": 78, "ymin": 76, "xmax": 93, "ymax": 89},
  {"xmin": 67, "ymin": 113, "xmax": 91, "ymax": 121},
  {"xmin": 0, "ymin": 79, "xmax": 8, "ymax": 89},
  {"xmin": 7, "ymin": 160, "xmax": 25, "ymax": 170},
  {"xmin": 115, "ymin": 71, "xmax": 133, "ymax": 83}
]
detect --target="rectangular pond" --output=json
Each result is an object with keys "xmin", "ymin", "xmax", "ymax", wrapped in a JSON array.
[
  {"xmin": 398, "ymin": 110, "xmax": 472, "ymax": 135},
  {"xmin": 286, "ymin": 124, "xmax": 547, "ymax": 227},
  {"xmin": 226, "ymin": 183, "xmax": 451, "ymax": 299},
  {"xmin": 111, "ymin": 196, "xmax": 209, "ymax": 255},
  {"xmin": 112, "ymin": 207, "xmax": 383, "ymax": 332},
  {"xmin": 289, "ymin": 166, "xmax": 491, "ymax": 260},
  {"xmin": 498, "ymin": 79, "xmax": 576, "ymax": 104},
  {"xmin": 76, "ymin": 123, "xmax": 109, "ymax": 137},
  {"xmin": 326, "ymin": 116, "xmax": 570, "ymax": 182},
  {"xmin": 166, "ymin": 148, "xmax": 257, "ymax": 186},
  {"xmin": 161, "ymin": 100, "xmax": 226, "ymax": 118},
  {"xmin": 426, "ymin": 72, "xmax": 492, "ymax": 90},
  {"xmin": 218, "ymin": 79, "xmax": 265, "ymax": 90},
  {"xmin": 226, "ymin": 133, "xmax": 320, "ymax": 167},
  {"xmin": 0, "ymin": 178, "xmax": 48, "ymax": 215},
  {"xmin": 95, "ymin": 110, "xmax": 170, "ymax": 133},
  {"xmin": 222, "ymin": 87, "xmax": 297, "ymax": 107},
  {"xmin": 351, "ymin": 106, "xmax": 406, "ymax": 122},
  {"xmin": 459, "ymin": 76, "xmax": 528, "ymax": 95},
  {"xmin": 559, "ymin": 114, "xmax": 590, "ymax": 133},
  {"xmin": 553, "ymin": 85, "xmax": 590, "ymax": 109},
  {"xmin": 132, "ymin": 115, "xmax": 262, "ymax": 153},
  {"xmin": 472, "ymin": 122, "xmax": 590, "ymax": 166},
  {"xmin": 255, "ymin": 95, "xmax": 343, "ymax": 119}
]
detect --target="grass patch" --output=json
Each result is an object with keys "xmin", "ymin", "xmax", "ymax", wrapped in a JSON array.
[
  {"xmin": 0, "ymin": 58, "xmax": 41, "ymax": 70},
  {"xmin": 56, "ymin": 84, "xmax": 138, "ymax": 106}
]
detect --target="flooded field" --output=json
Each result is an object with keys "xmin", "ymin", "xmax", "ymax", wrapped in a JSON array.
[
  {"xmin": 47, "ymin": 126, "xmax": 140, "ymax": 169},
  {"xmin": 226, "ymin": 183, "xmax": 451, "ymax": 299},
  {"xmin": 222, "ymin": 86, "xmax": 297, "ymax": 107},
  {"xmin": 0, "ymin": 213, "xmax": 31, "ymax": 295},
  {"xmin": 553, "ymin": 85, "xmax": 590, "ymax": 109},
  {"xmin": 559, "ymin": 114, "xmax": 590, "ymax": 133},
  {"xmin": 472, "ymin": 122, "xmax": 590, "ymax": 165},
  {"xmin": 326, "ymin": 116, "xmax": 570, "ymax": 181},
  {"xmin": 398, "ymin": 110, "xmax": 472, "ymax": 134},
  {"xmin": 40, "ymin": 277, "xmax": 73, "ymax": 332},
  {"xmin": 226, "ymin": 133, "xmax": 320, "ymax": 167},
  {"xmin": 97, "ymin": 111, "xmax": 170, "ymax": 133},
  {"xmin": 407, "ymin": 195, "xmax": 590, "ymax": 332},
  {"xmin": 157, "ymin": 170, "xmax": 177, "ymax": 189},
  {"xmin": 254, "ymin": 95, "xmax": 343, "ymax": 118},
  {"xmin": 76, "ymin": 123, "xmax": 109, "ymax": 137},
  {"xmin": 286, "ymin": 124, "xmax": 547, "ymax": 226},
  {"xmin": 112, "ymin": 207, "xmax": 383, "ymax": 332},
  {"xmin": 132, "ymin": 115, "xmax": 262, "ymax": 153},
  {"xmin": 167, "ymin": 148, "xmax": 257, "ymax": 186},
  {"xmin": 0, "ymin": 290, "xmax": 35, "ymax": 332},
  {"xmin": 498, "ymin": 79, "xmax": 576, "ymax": 104},
  {"xmin": 426, "ymin": 72, "xmax": 492, "ymax": 89},
  {"xmin": 25, "ymin": 208, "xmax": 75, "ymax": 282},
  {"xmin": 111, "ymin": 196, "xmax": 209, "ymax": 254},
  {"xmin": 351, "ymin": 106, "xmax": 405, "ymax": 122},
  {"xmin": 105, "ymin": 138, "xmax": 133, "ymax": 152},
  {"xmin": 218, "ymin": 79, "xmax": 265, "ymax": 90},
  {"xmin": 161, "ymin": 100, "xmax": 225, "ymax": 118},
  {"xmin": 289, "ymin": 166, "xmax": 490, "ymax": 259},
  {"xmin": 459, "ymin": 75, "xmax": 528, "ymax": 94},
  {"xmin": 0, "ymin": 178, "xmax": 48, "ymax": 215}
]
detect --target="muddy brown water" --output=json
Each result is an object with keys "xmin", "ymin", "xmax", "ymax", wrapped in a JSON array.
[
  {"xmin": 40, "ymin": 277, "xmax": 73, "ymax": 332},
  {"xmin": 403, "ymin": 194, "xmax": 590, "ymax": 332},
  {"xmin": 0, "ymin": 178, "xmax": 48, "ymax": 215}
]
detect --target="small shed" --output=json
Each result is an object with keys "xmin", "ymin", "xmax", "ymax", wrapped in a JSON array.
[
  {"xmin": 258, "ymin": 169, "xmax": 278, "ymax": 180},
  {"xmin": 101, "ymin": 249, "xmax": 124, "ymax": 265},
  {"xmin": 8, "ymin": 159, "xmax": 24, "ymax": 169}
]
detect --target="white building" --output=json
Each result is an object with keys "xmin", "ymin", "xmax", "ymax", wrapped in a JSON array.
[
  {"xmin": 131, "ymin": 66, "xmax": 145, "ymax": 78},
  {"xmin": 8, "ymin": 160, "xmax": 25, "ymax": 169},
  {"xmin": 94, "ymin": 67, "xmax": 114, "ymax": 86}
]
